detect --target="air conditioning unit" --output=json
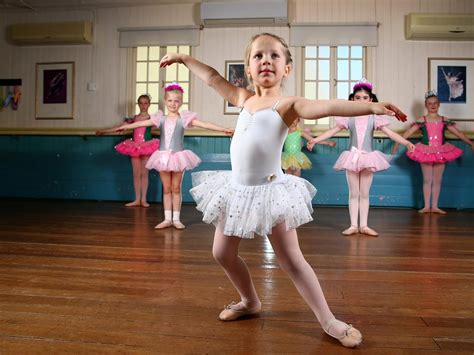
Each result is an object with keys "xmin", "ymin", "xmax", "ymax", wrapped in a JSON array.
[
  {"xmin": 8, "ymin": 21, "xmax": 93, "ymax": 45},
  {"xmin": 201, "ymin": 0, "xmax": 288, "ymax": 27},
  {"xmin": 405, "ymin": 13, "xmax": 474, "ymax": 40}
]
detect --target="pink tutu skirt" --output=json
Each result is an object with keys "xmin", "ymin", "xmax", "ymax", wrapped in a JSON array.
[
  {"xmin": 407, "ymin": 142, "xmax": 463, "ymax": 164},
  {"xmin": 334, "ymin": 148, "xmax": 391, "ymax": 172},
  {"xmin": 145, "ymin": 150, "xmax": 201, "ymax": 172},
  {"xmin": 115, "ymin": 138, "xmax": 160, "ymax": 157}
]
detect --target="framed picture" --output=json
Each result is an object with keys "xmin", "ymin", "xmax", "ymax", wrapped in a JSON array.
[
  {"xmin": 224, "ymin": 60, "xmax": 249, "ymax": 114},
  {"xmin": 428, "ymin": 58, "xmax": 473, "ymax": 120},
  {"xmin": 35, "ymin": 62, "xmax": 75, "ymax": 119}
]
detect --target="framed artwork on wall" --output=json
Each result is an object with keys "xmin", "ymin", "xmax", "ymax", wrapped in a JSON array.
[
  {"xmin": 428, "ymin": 58, "xmax": 473, "ymax": 120},
  {"xmin": 35, "ymin": 62, "xmax": 75, "ymax": 119},
  {"xmin": 224, "ymin": 60, "xmax": 249, "ymax": 114}
]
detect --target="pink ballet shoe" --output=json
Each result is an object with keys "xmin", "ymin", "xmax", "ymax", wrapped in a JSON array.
[
  {"xmin": 418, "ymin": 207, "xmax": 431, "ymax": 214},
  {"xmin": 218, "ymin": 301, "xmax": 261, "ymax": 321},
  {"xmin": 172, "ymin": 220, "xmax": 186, "ymax": 230},
  {"xmin": 125, "ymin": 200, "xmax": 140, "ymax": 207},
  {"xmin": 155, "ymin": 220, "xmax": 173, "ymax": 229},
  {"xmin": 359, "ymin": 226, "xmax": 378, "ymax": 237},
  {"xmin": 431, "ymin": 207, "xmax": 447, "ymax": 215},
  {"xmin": 342, "ymin": 226, "xmax": 359, "ymax": 235},
  {"xmin": 323, "ymin": 318, "xmax": 362, "ymax": 348},
  {"xmin": 141, "ymin": 201, "xmax": 150, "ymax": 208}
]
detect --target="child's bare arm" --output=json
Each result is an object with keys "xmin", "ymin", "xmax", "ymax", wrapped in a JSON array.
[
  {"xmin": 447, "ymin": 125, "xmax": 474, "ymax": 150},
  {"xmin": 191, "ymin": 119, "xmax": 234, "ymax": 136},
  {"xmin": 380, "ymin": 126, "xmax": 415, "ymax": 152},
  {"xmin": 160, "ymin": 53, "xmax": 252, "ymax": 108},
  {"xmin": 391, "ymin": 124, "xmax": 419, "ymax": 154},
  {"xmin": 301, "ymin": 130, "xmax": 336, "ymax": 148},
  {"xmin": 306, "ymin": 126, "xmax": 342, "ymax": 151}
]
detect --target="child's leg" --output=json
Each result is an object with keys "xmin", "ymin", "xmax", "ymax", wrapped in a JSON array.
[
  {"xmin": 125, "ymin": 157, "xmax": 141, "ymax": 207},
  {"xmin": 431, "ymin": 163, "xmax": 447, "ymax": 214},
  {"xmin": 156, "ymin": 171, "xmax": 172, "ymax": 229},
  {"xmin": 139, "ymin": 156, "xmax": 150, "ymax": 207},
  {"xmin": 170, "ymin": 171, "xmax": 185, "ymax": 229},
  {"xmin": 269, "ymin": 222, "xmax": 361, "ymax": 347},
  {"xmin": 343, "ymin": 171, "xmax": 360, "ymax": 235},
  {"xmin": 213, "ymin": 223, "xmax": 261, "ymax": 320},
  {"xmin": 358, "ymin": 170, "xmax": 378, "ymax": 236},
  {"xmin": 420, "ymin": 163, "xmax": 434, "ymax": 213}
]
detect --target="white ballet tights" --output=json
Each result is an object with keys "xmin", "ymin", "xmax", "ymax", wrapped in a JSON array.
[
  {"xmin": 212, "ymin": 222, "xmax": 348, "ymax": 336},
  {"xmin": 421, "ymin": 163, "xmax": 445, "ymax": 209},
  {"xmin": 346, "ymin": 170, "xmax": 374, "ymax": 227}
]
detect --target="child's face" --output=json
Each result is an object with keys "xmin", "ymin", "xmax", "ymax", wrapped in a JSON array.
[
  {"xmin": 425, "ymin": 96, "xmax": 440, "ymax": 113},
  {"xmin": 353, "ymin": 89, "xmax": 372, "ymax": 102},
  {"xmin": 138, "ymin": 98, "xmax": 150, "ymax": 112},
  {"xmin": 247, "ymin": 36, "xmax": 291, "ymax": 88},
  {"xmin": 165, "ymin": 92, "xmax": 183, "ymax": 114}
]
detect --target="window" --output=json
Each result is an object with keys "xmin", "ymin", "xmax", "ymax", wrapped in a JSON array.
[
  {"xmin": 134, "ymin": 45, "xmax": 191, "ymax": 114},
  {"xmin": 303, "ymin": 45, "xmax": 365, "ymax": 125}
]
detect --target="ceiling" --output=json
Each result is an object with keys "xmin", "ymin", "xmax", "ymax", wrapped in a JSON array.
[{"xmin": 0, "ymin": 0, "xmax": 200, "ymax": 11}]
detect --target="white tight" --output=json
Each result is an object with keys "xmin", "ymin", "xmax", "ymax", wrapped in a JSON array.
[
  {"xmin": 345, "ymin": 170, "xmax": 374, "ymax": 227},
  {"xmin": 420, "ymin": 163, "xmax": 445, "ymax": 209}
]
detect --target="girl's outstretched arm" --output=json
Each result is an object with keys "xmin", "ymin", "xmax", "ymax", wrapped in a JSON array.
[
  {"xmin": 380, "ymin": 126, "xmax": 415, "ymax": 152},
  {"xmin": 160, "ymin": 53, "xmax": 252, "ymax": 108},
  {"xmin": 191, "ymin": 119, "xmax": 234, "ymax": 136},
  {"xmin": 289, "ymin": 98, "xmax": 406, "ymax": 124},
  {"xmin": 96, "ymin": 123, "xmax": 127, "ymax": 135},
  {"xmin": 306, "ymin": 126, "xmax": 342, "ymax": 151},
  {"xmin": 301, "ymin": 130, "xmax": 336, "ymax": 149},
  {"xmin": 447, "ymin": 125, "xmax": 474, "ymax": 150},
  {"xmin": 97, "ymin": 118, "xmax": 154, "ymax": 135},
  {"xmin": 391, "ymin": 124, "xmax": 419, "ymax": 154}
]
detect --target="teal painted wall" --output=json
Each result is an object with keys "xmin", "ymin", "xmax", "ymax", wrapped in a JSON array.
[{"xmin": 1, "ymin": 135, "xmax": 473, "ymax": 209}]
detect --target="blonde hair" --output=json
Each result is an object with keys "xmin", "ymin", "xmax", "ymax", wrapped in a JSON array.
[{"xmin": 244, "ymin": 33, "xmax": 293, "ymax": 86}]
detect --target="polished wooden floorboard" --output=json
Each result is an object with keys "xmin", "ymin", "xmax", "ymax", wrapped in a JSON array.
[{"xmin": 0, "ymin": 200, "xmax": 473, "ymax": 354}]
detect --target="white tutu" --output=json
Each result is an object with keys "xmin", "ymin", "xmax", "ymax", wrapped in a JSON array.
[{"xmin": 190, "ymin": 171, "xmax": 317, "ymax": 239}]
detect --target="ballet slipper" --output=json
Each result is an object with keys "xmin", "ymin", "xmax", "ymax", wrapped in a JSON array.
[
  {"xmin": 218, "ymin": 301, "xmax": 261, "ymax": 321},
  {"xmin": 342, "ymin": 226, "xmax": 359, "ymax": 236},
  {"xmin": 418, "ymin": 207, "xmax": 431, "ymax": 214},
  {"xmin": 431, "ymin": 207, "xmax": 447, "ymax": 215},
  {"xmin": 323, "ymin": 318, "xmax": 362, "ymax": 348},
  {"xmin": 125, "ymin": 200, "xmax": 140, "ymax": 207},
  {"xmin": 141, "ymin": 201, "xmax": 150, "ymax": 207},
  {"xmin": 155, "ymin": 220, "xmax": 173, "ymax": 229},
  {"xmin": 359, "ymin": 226, "xmax": 379, "ymax": 237},
  {"xmin": 172, "ymin": 220, "xmax": 186, "ymax": 230}
]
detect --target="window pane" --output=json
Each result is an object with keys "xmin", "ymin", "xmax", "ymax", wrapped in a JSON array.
[
  {"xmin": 350, "ymin": 60, "xmax": 362, "ymax": 80},
  {"xmin": 178, "ymin": 65, "xmax": 189, "ymax": 81},
  {"xmin": 318, "ymin": 82, "xmax": 330, "ymax": 99},
  {"xmin": 181, "ymin": 83, "xmax": 189, "ymax": 102},
  {"xmin": 351, "ymin": 46, "xmax": 363, "ymax": 58},
  {"xmin": 305, "ymin": 46, "xmax": 317, "ymax": 58},
  {"xmin": 149, "ymin": 46, "xmax": 160, "ymax": 61},
  {"xmin": 337, "ymin": 82, "xmax": 349, "ymax": 99},
  {"xmin": 305, "ymin": 60, "xmax": 317, "ymax": 80},
  {"xmin": 136, "ymin": 83, "xmax": 147, "ymax": 98},
  {"xmin": 137, "ymin": 47, "xmax": 147, "ymax": 61},
  {"xmin": 337, "ymin": 60, "xmax": 349, "ymax": 80},
  {"xmin": 148, "ymin": 83, "xmax": 159, "ymax": 102},
  {"xmin": 136, "ymin": 63, "xmax": 147, "ymax": 82},
  {"xmin": 318, "ymin": 60, "xmax": 330, "ymax": 80},
  {"xmin": 318, "ymin": 117, "xmax": 329, "ymax": 125},
  {"xmin": 167, "ymin": 45, "xmax": 177, "ymax": 53},
  {"xmin": 318, "ymin": 46, "xmax": 330, "ymax": 58},
  {"xmin": 166, "ymin": 67, "xmax": 177, "ymax": 82},
  {"xmin": 148, "ymin": 62, "xmax": 160, "ymax": 81},
  {"xmin": 178, "ymin": 46, "xmax": 190, "ymax": 55},
  {"xmin": 181, "ymin": 104, "xmax": 189, "ymax": 111},
  {"xmin": 337, "ymin": 46, "xmax": 349, "ymax": 58},
  {"xmin": 304, "ymin": 82, "xmax": 316, "ymax": 99}
]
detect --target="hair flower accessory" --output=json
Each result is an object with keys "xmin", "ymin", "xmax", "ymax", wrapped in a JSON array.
[
  {"xmin": 425, "ymin": 90, "xmax": 438, "ymax": 99},
  {"xmin": 164, "ymin": 82, "xmax": 184, "ymax": 93},
  {"xmin": 353, "ymin": 78, "xmax": 373, "ymax": 91}
]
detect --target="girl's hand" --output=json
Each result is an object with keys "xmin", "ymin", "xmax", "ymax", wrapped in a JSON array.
[
  {"xmin": 406, "ymin": 143, "xmax": 416, "ymax": 152},
  {"xmin": 160, "ymin": 53, "xmax": 183, "ymax": 68},
  {"xmin": 306, "ymin": 140, "xmax": 316, "ymax": 151},
  {"xmin": 96, "ymin": 130, "xmax": 104, "ymax": 136},
  {"xmin": 326, "ymin": 140, "xmax": 337, "ymax": 148},
  {"xmin": 224, "ymin": 128, "xmax": 234, "ymax": 137},
  {"xmin": 373, "ymin": 103, "xmax": 407, "ymax": 122}
]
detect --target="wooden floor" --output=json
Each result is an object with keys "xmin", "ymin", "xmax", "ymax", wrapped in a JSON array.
[{"xmin": 0, "ymin": 199, "xmax": 473, "ymax": 354}]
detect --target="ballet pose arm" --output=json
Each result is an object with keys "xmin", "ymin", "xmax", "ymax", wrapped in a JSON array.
[
  {"xmin": 306, "ymin": 126, "xmax": 343, "ymax": 151},
  {"xmin": 446, "ymin": 124, "xmax": 474, "ymax": 151},
  {"xmin": 301, "ymin": 130, "xmax": 336, "ymax": 149},
  {"xmin": 379, "ymin": 126, "xmax": 415, "ymax": 152},
  {"xmin": 160, "ymin": 53, "xmax": 252, "ymax": 108},
  {"xmin": 391, "ymin": 124, "xmax": 420, "ymax": 154},
  {"xmin": 191, "ymin": 119, "xmax": 234, "ymax": 136}
]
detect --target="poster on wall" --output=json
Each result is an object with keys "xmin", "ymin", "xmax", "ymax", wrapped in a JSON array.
[
  {"xmin": 428, "ymin": 58, "xmax": 473, "ymax": 120},
  {"xmin": 224, "ymin": 60, "xmax": 249, "ymax": 114},
  {"xmin": 35, "ymin": 62, "xmax": 75, "ymax": 119}
]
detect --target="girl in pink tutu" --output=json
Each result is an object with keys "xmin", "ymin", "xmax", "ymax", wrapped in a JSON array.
[
  {"xmin": 106, "ymin": 83, "xmax": 233, "ymax": 229},
  {"xmin": 96, "ymin": 94, "xmax": 160, "ymax": 207},
  {"xmin": 392, "ymin": 91, "xmax": 474, "ymax": 214},
  {"xmin": 308, "ymin": 79, "xmax": 415, "ymax": 236}
]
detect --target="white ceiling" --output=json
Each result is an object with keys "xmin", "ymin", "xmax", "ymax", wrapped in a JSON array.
[{"xmin": 0, "ymin": 0, "xmax": 200, "ymax": 11}]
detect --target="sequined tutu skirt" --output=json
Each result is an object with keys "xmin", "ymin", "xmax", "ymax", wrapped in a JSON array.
[
  {"xmin": 114, "ymin": 138, "xmax": 160, "ymax": 157},
  {"xmin": 407, "ymin": 143, "xmax": 463, "ymax": 164},
  {"xmin": 190, "ymin": 171, "xmax": 317, "ymax": 238},
  {"xmin": 281, "ymin": 152, "xmax": 312, "ymax": 170}
]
